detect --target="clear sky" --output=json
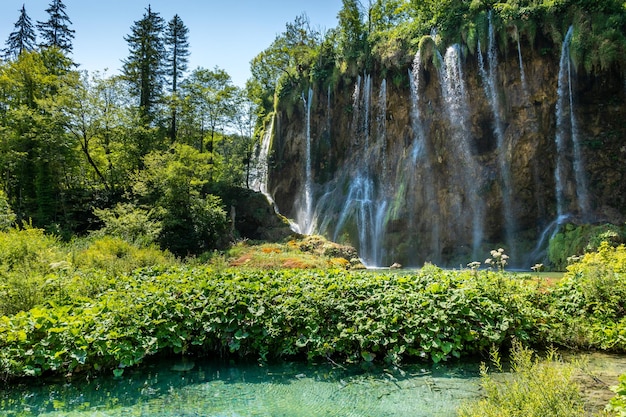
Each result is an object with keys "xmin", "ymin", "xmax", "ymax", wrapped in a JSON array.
[{"xmin": 1, "ymin": 0, "xmax": 344, "ymax": 87}]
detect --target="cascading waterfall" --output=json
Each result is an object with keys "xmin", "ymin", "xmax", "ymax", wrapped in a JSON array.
[
  {"xmin": 329, "ymin": 74, "xmax": 388, "ymax": 267},
  {"xmin": 554, "ymin": 26, "xmax": 591, "ymax": 221},
  {"xmin": 295, "ymin": 88, "xmax": 315, "ymax": 235},
  {"xmin": 478, "ymin": 12, "xmax": 518, "ymax": 262},
  {"xmin": 408, "ymin": 52, "xmax": 440, "ymax": 262},
  {"xmin": 378, "ymin": 79, "xmax": 388, "ymax": 180},
  {"xmin": 250, "ymin": 115, "xmax": 274, "ymax": 197},
  {"xmin": 265, "ymin": 13, "xmax": 624, "ymax": 270},
  {"xmin": 439, "ymin": 45, "xmax": 485, "ymax": 259},
  {"xmin": 351, "ymin": 76, "xmax": 362, "ymax": 146},
  {"xmin": 515, "ymin": 25, "xmax": 528, "ymax": 95}
]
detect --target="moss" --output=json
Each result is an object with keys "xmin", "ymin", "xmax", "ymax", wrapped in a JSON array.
[{"xmin": 548, "ymin": 223, "xmax": 626, "ymax": 270}]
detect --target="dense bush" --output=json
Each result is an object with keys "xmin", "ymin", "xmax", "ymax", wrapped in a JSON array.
[
  {"xmin": 607, "ymin": 372, "xmax": 626, "ymax": 415},
  {"xmin": 0, "ymin": 266, "xmax": 542, "ymax": 380},
  {"xmin": 548, "ymin": 223, "xmax": 625, "ymax": 270},
  {"xmin": 0, "ymin": 229, "xmax": 179, "ymax": 317},
  {"xmin": 0, "ymin": 191, "xmax": 15, "ymax": 231},
  {"xmin": 458, "ymin": 342, "xmax": 585, "ymax": 417},
  {"xmin": 541, "ymin": 242, "xmax": 626, "ymax": 350}
]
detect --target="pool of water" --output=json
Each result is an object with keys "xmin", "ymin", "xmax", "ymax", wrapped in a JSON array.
[{"xmin": 0, "ymin": 358, "xmax": 482, "ymax": 416}]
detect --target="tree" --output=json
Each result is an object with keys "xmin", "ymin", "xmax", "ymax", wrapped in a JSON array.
[
  {"xmin": 337, "ymin": 0, "xmax": 366, "ymax": 69},
  {"xmin": 3, "ymin": 5, "xmax": 37, "ymax": 60},
  {"xmin": 164, "ymin": 14, "xmax": 190, "ymax": 142},
  {"xmin": 181, "ymin": 67, "xmax": 237, "ymax": 157},
  {"xmin": 132, "ymin": 145, "xmax": 228, "ymax": 255},
  {"xmin": 0, "ymin": 49, "xmax": 81, "ymax": 229},
  {"xmin": 248, "ymin": 14, "xmax": 321, "ymax": 120},
  {"xmin": 36, "ymin": 0, "xmax": 75, "ymax": 54},
  {"xmin": 231, "ymin": 88, "xmax": 258, "ymax": 188},
  {"xmin": 122, "ymin": 5, "xmax": 165, "ymax": 125},
  {"xmin": 66, "ymin": 72, "xmax": 144, "ymax": 196}
]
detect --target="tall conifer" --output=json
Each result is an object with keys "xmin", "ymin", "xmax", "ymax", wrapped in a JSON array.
[
  {"xmin": 122, "ymin": 5, "xmax": 166, "ymax": 124},
  {"xmin": 37, "ymin": 0, "xmax": 75, "ymax": 53},
  {"xmin": 3, "ymin": 5, "xmax": 37, "ymax": 60},
  {"xmin": 164, "ymin": 14, "xmax": 190, "ymax": 142}
]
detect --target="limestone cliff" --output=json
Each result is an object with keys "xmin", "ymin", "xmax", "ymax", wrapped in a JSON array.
[{"xmin": 267, "ymin": 30, "xmax": 626, "ymax": 268}]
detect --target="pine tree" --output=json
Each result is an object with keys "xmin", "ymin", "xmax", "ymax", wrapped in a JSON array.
[
  {"xmin": 36, "ymin": 0, "xmax": 75, "ymax": 53},
  {"xmin": 122, "ymin": 5, "xmax": 166, "ymax": 124},
  {"xmin": 3, "ymin": 5, "xmax": 37, "ymax": 60},
  {"xmin": 164, "ymin": 14, "xmax": 190, "ymax": 142}
]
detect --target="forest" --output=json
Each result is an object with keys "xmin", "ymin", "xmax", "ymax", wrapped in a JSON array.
[{"xmin": 1, "ymin": 0, "xmax": 625, "ymax": 257}]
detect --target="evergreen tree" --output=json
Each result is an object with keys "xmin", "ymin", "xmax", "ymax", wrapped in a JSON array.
[
  {"xmin": 337, "ymin": 0, "xmax": 366, "ymax": 69},
  {"xmin": 3, "ymin": 5, "xmax": 37, "ymax": 60},
  {"xmin": 122, "ymin": 5, "xmax": 166, "ymax": 125},
  {"xmin": 164, "ymin": 14, "xmax": 190, "ymax": 142},
  {"xmin": 36, "ymin": 0, "xmax": 75, "ymax": 54}
]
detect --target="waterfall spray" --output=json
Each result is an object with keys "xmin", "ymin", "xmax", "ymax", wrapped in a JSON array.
[
  {"xmin": 478, "ymin": 12, "xmax": 518, "ymax": 262},
  {"xmin": 515, "ymin": 26, "xmax": 528, "ymax": 96},
  {"xmin": 439, "ymin": 45, "xmax": 485, "ymax": 259},
  {"xmin": 295, "ymin": 88, "xmax": 315, "ymax": 235},
  {"xmin": 554, "ymin": 26, "xmax": 591, "ymax": 221}
]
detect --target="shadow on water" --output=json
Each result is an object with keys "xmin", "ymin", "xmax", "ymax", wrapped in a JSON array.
[{"xmin": 0, "ymin": 357, "xmax": 483, "ymax": 416}]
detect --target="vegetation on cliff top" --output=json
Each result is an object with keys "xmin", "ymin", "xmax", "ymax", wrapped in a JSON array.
[{"xmin": 249, "ymin": 0, "xmax": 626, "ymax": 123}]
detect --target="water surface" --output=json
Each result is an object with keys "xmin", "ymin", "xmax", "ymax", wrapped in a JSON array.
[{"xmin": 0, "ymin": 358, "xmax": 482, "ymax": 416}]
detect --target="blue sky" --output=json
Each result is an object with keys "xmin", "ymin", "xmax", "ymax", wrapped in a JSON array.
[{"xmin": 1, "ymin": 0, "xmax": 343, "ymax": 87}]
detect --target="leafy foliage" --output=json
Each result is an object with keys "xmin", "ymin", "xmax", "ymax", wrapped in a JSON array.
[
  {"xmin": 92, "ymin": 203, "xmax": 162, "ymax": 246},
  {"xmin": 458, "ymin": 342, "xmax": 585, "ymax": 417},
  {"xmin": 132, "ymin": 145, "xmax": 229, "ymax": 256},
  {"xmin": 0, "ymin": 191, "xmax": 16, "ymax": 231},
  {"xmin": 0, "ymin": 261, "xmax": 543, "ymax": 380},
  {"xmin": 541, "ymin": 242, "xmax": 626, "ymax": 351},
  {"xmin": 607, "ymin": 373, "xmax": 626, "ymax": 416},
  {"xmin": 548, "ymin": 223, "xmax": 625, "ymax": 271}
]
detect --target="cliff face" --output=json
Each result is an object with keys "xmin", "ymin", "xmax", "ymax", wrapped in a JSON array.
[{"xmin": 268, "ymin": 32, "xmax": 626, "ymax": 268}]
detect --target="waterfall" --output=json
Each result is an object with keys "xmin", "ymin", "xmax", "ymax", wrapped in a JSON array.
[
  {"xmin": 515, "ymin": 26, "xmax": 528, "ymax": 95},
  {"xmin": 478, "ymin": 12, "xmax": 518, "ymax": 262},
  {"xmin": 439, "ymin": 45, "xmax": 485, "ymax": 259},
  {"xmin": 378, "ymin": 78, "xmax": 388, "ymax": 179},
  {"xmin": 295, "ymin": 88, "xmax": 315, "ymax": 235},
  {"xmin": 328, "ymin": 74, "xmax": 388, "ymax": 267},
  {"xmin": 554, "ymin": 26, "xmax": 591, "ymax": 221},
  {"xmin": 250, "ymin": 115, "xmax": 274, "ymax": 197},
  {"xmin": 351, "ymin": 76, "xmax": 362, "ymax": 146},
  {"xmin": 408, "ymin": 52, "xmax": 440, "ymax": 262},
  {"xmin": 363, "ymin": 74, "xmax": 372, "ymax": 148}
]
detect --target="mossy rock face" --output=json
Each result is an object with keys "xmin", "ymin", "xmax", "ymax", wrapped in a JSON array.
[
  {"xmin": 213, "ymin": 186, "xmax": 293, "ymax": 242},
  {"xmin": 548, "ymin": 223, "xmax": 626, "ymax": 270},
  {"xmin": 294, "ymin": 235, "xmax": 359, "ymax": 261}
]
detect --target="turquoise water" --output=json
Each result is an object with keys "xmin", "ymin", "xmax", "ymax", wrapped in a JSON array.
[{"xmin": 0, "ymin": 358, "xmax": 482, "ymax": 416}]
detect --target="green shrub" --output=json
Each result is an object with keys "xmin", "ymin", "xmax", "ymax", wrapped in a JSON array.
[
  {"xmin": 0, "ymin": 227, "xmax": 66, "ymax": 316},
  {"xmin": 541, "ymin": 242, "xmax": 626, "ymax": 350},
  {"xmin": 458, "ymin": 342, "xmax": 585, "ymax": 417},
  {"xmin": 71, "ymin": 236, "xmax": 178, "ymax": 277},
  {"xmin": 92, "ymin": 203, "xmax": 162, "ymax": 246},
  {"xmin": 607, "ymin": 373, "xmax": 626, "ymax": 416},
  {"xmin": 0, "ymin": 191, "xmax": 15, "ymax": 231},
  {"xmin": 0, "ymin": 266, "xmax": 543, "ymax": 380},
  {"xmin": 548, "ymin": 223, "xmax": 625, "ymax": 271}
]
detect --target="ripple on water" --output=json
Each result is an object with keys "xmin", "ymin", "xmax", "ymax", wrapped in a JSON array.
[{"xmin": 1, "ymin": 359, "xmax": 483, "ymax": 417}]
